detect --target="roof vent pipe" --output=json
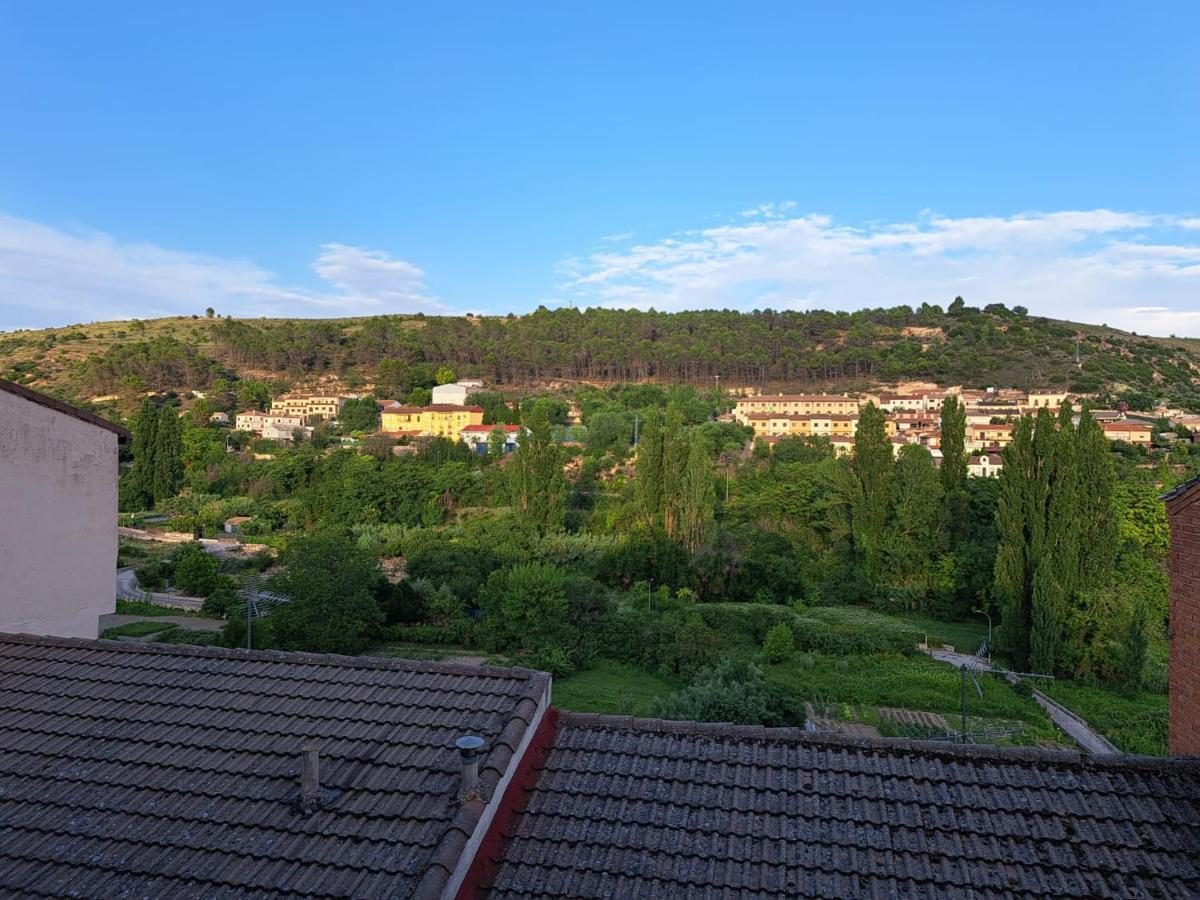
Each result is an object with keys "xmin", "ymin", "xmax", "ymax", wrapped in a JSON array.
[
  {"xmin": 455, "ymin": 735, "xmax": 486, "ymax": 801},
  {"xmin": 299, "ymin": 745, "xmax": 321, "ymax": 810}
]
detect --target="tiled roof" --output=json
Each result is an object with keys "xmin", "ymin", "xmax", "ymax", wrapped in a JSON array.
[
  {"xmin": 383, "ymin": 404, "xmax": 486, "ymax": 414},
  {"xmin": 0, "ymin": 377, "xmax": 130, "ymax": 442},
  {"xmin": 0, "ymin": 634, "xmax": 549, "ymax": 899},
  {"xmin": 485, "ymin": 713, "xmax": 1200, "ymax": 899}
]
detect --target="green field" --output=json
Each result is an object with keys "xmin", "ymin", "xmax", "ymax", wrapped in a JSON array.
[{"xmin": 553, "ymin": 659, "xmax": 679, "ymax": 716}]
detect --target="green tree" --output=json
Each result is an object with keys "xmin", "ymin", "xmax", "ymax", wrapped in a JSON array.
[
  {"xmin": 487, "ymin": 426, "xmax": 508, "ymax": 458},
  {"xmin": 634, "ymin": 410, "xmax": 665, "ymax": 528},
  {"xmin": 939, "ymin": 395, "xmax": 969, "ymax": 540},
  {"xmin": 762, "ymin": 623, "xmax": 796, "ymax": 663},
  {"xmin": 128, "ymin": 399, "xmax": 160, "ymax": 508},
  {"xmin": 267, "ymin": 534, "xmax": 385, "ymax": 654},
  {"xmin": 650, "ymin": 659, "xmax": 798, "ymax": 726},
  {"xmin": 509, "ymin": 403, "xmax": 565, "ymax": 535},
  {"xmin": 994, "ymin": 414, "xmax": 1036, "ymax": 668},
  {"xmin": 849, "ymin": 402, "xmax": 893, "ymax": 589},
  {"xmin": 1121, "ymin": 595, "xmax": 1149, "ymax": 693},
  {"xmin": 887, "ymin": 445, "xmax": 946, "ymax": 607},
  {"xmin": 172, "ymin": 545, "xmax": 219, "ymax": 596},
  {"xmin": 678, "ymin": 429, "xmax": 716, "ymax": 552},
  {"xmin": 150, "ymin": 406, "xmax": 183, "ymax": 503},
  {"xmin": 477, "ymin": 562, "xmax": 574, "ymax": 651},
  {"xmin": 434, "ymin": 365, "xmax": 457, "ymax": 385},
  {"xmin": 339, "ymin": 396, "xmax": 380, "ymax": 432}
]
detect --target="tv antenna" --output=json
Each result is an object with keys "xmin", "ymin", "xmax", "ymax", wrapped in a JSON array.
[
  {"xmin": 238, "ymin": 573, "xmax": 290, "ymax": 649},
  {"xmin": 934, "ymin": 642, "xmax": 1055, "ymax": 744}
]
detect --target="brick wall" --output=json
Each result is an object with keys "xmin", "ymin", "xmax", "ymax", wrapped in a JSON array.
[{"xmin": 1166, "ymin": 479, "xmax": 1200, "ymax": 756}]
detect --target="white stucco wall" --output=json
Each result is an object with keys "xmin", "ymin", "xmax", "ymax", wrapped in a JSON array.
[{"xmin": 0, "ymin": 390, "xmax": 118, "ymax": 637}]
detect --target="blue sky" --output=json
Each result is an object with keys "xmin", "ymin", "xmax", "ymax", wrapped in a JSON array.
[{"xmin": 1, "ymin": 2, "xmax": 1198, "ymax": 334}]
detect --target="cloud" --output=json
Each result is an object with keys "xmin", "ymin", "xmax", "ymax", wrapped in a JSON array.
[
  {"xmin": 561, "ymin": 208, "xmax": 1200, "ymax": 337},
  {"xmin": 0, "ymin": 214, "xmax": 443, "ymax": 329}
]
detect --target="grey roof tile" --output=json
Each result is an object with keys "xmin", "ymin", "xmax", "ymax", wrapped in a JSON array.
[
  {"xmin": 0, "ymin": 633, "xmax": 547, "ymax": 898},
  {"xmin": 485, "ymin": 712, "xmax": 1200, "ymax": 899}
]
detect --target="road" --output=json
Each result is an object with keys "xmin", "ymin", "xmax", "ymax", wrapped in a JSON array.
[
  {"xmin": 116, "ymin": 568, "xmax": 204, "ymax": 611},
  {"xmin": 927, "ymin": 648, "xmax": 1118, "ymax": 755}
]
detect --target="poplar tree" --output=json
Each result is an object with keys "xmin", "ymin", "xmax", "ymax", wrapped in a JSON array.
[
  {"xmin": 994, "ymin": 414, "xmax": 1036, "ymax": 668},
  {"xmin": 850, "ymin": 402, "xmax": 893, "ymax": 589},
  {"xmin": 939, "ymin": 395, "xmax": 968, "ymax": 540},
  {"xmin": 678, "ymin": 430, "xmax": 716, "ymax": 553},
  {"xmin": 509, "ymin": 403, "xmax": 565, "ymax": 535},
  {"xmin": 634, "ymin": 410, "xmax": 665, "ymax": 529}
]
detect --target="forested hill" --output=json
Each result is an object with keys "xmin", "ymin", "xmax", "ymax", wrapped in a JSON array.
[{"xmin": 3, "ymin": 302, "xmax": 1199, "ymax": 410}]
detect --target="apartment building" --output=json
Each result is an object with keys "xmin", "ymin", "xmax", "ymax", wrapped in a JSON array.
[
  {"xmin": 380, "ymin": 403, "xmax": 485, "ymax": 438},
  {"xmin": 967, "ymin": 423, "xmax": 1014, "ymax": 450},
  {"xmin": 733, "ymin": 393, "xmax": 862, "ymax": 424},
  {"xmin": 269, "ymin": 395, "xmax": 345, "ymax": 421}
]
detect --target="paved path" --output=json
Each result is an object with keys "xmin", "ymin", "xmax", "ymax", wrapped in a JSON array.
[
  {"xmin": 925, "ymin": 647, "xmax": 1118, "ymax": 755},
  {"xmin": 100, "ymin": 613, "xmax": 225, "ymax": 632},
  {"xmin": 116, "ymin": 568, "xmax": 205, "ymax": 611}
]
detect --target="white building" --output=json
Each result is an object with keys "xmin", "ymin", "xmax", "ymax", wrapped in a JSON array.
[
  {"xmin": 0, "ymin": 379, "xmax": 126, "ymax": 637},
  {"xmin": 431, "ymin": 381, "xmax": 483, "ymax": 406},
  {"xmin": 269, "ymin": 395, "xmax": 345, "ymax": 421},
  {"xmin": 460, "ymin": 423, "xmax": 523, "ymax": 454},
  {"xmin": 235, "ymin": 412, "xmax": 307, "ymax": 435},
  {"xmin": 968, "ymin": 453, "xmax": 1005, "ymax": 478}
]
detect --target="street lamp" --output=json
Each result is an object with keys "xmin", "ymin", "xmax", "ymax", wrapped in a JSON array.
[{"xmin": 972, "ymin": 608, "xmax": 993, "ymax": 660}]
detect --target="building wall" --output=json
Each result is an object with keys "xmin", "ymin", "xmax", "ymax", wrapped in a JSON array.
[
  {"xmin": 0, "ymin": 390, "xmax": 117, "ymax": 638},
  {"xmin": 1167, "ymin": 483, "xmax": 1200, "ymax": 756}
]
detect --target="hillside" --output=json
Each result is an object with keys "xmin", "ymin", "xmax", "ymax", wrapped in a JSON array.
[{"xmin": 3, "ymin": 303, "xmax": 1199, "ymax": 415}]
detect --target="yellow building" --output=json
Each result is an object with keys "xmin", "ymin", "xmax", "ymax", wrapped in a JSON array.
[
  {"xmin": 1101, "ymin": 422, "xmax": 1152, "ymax": 445},
  {"xmin": 380, "ymin": 403, "xmax": 484, "ymax": 437},
  {"xmin": 734, "ymin": 393, "xmax": 862, "ymax": 424},
  {"xmin": 745, "ymin": 412, "xmax": 861, "ymax": 439}
]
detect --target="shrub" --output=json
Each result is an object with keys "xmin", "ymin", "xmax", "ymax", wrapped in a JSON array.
[
  {"xmin": 762, "ymin": 623, "xmax": 796, "ymax": 663},
  {"xmin": 134, "ymin": 559, "xmax": 169, "ymax": 590},
  {"xmin": 650, "ymin": 658, "xmax": 801, "ymax": 726},
  {"xmin": 693, "ymin": 603, "xmax": 799, "ymax": 646}
]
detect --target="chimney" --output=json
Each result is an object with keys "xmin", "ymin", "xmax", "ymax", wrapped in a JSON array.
[
  {"xmin": 1165, "ymin": 475, "xmax": 1200, "ymax": 756},
  {"xmin": 298, "ymin": 745, "xmax": 322, "ymax": 810},
  {"xmin": 455, "ymin": 735, "xmax": 486, "ymax": 800}
]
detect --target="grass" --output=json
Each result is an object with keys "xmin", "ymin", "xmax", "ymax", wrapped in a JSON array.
[
  {"xmin": 553, "ymin": 659, "xmax": 678, "ymax": 716},
  {"xmin": 101, "ymin": 621, "xmax": 177, "ymax": 638},
  {"xmin": 765, "ymin": 652, "xmax": 1059, "ymax": 741},
  {"xmin": 1038, "ymin": 679, "xmax": 1169, "ymax": 756},
  {"xmin": 115, "ymin": 598, "xmax": 203, "ymax": 617},
  {"xmin": 888, "ymin": 613, "xmax": 988, "ymax": 654}
]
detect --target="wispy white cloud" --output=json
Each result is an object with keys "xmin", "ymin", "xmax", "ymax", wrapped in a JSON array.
[
  {"xmin": 560, "ymin": 208, "xmax": 1200, "ymax": 337},
  {"xmin": 0, "ymin": 214, "xmax": 444, "ymax": 329}
]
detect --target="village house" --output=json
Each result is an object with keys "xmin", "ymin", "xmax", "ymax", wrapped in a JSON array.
[
  {"xmin": 0, "ymin": 379, "xmax": 128, "ymax": 638},
  {"xmin": 234, "ymin": 411, "xmax": 307, "ymax": 434},
  {"xmin": 460, "ymin": 423, "xmax": 523, "ymax": 454},
  {"xmin": 1102, "ymin": 422, "xmax": 1153, "ymax": 445},
  {"xmin": 1023, "ymin": 390, "xmax": 1070, "ymax": 410},
  {"xmin": 380, "ymin": 403, "xmax": 485, "ymax": 438},
  {"xmin": 967, "ymin": 422, "xmax": 1014, "ymax": 450},
  {"xmin": 968, "ymin": 452, "xmax": 1004, "ymax": 477}
]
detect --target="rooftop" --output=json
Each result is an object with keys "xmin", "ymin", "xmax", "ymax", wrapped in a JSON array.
[
  {"xmin": 0, "ymin": 377, "xmax": 130, "ymax": 442},
  {"xmin": 0, "ymin": 634, "xmax": 548, "ymax": 899},
  {"xmin": 484, "ymin": 713, "xmax": 1200, "ymax": 899}
]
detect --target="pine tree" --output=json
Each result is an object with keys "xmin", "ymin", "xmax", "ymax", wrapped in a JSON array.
[
  {"xmin": 129, "ymin": 400, "xmax": 159, "ymax": 508},
  {"xmin": 850, "ymin": 402, "xmax": 893, "ymax": 589},
  {"xmin": 150, "ymin": 406, "xmax": 183, "ymax": 504},
  {"xmin": 939, "ymin": 395, "xmax": 969, "ymax": 541}
]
